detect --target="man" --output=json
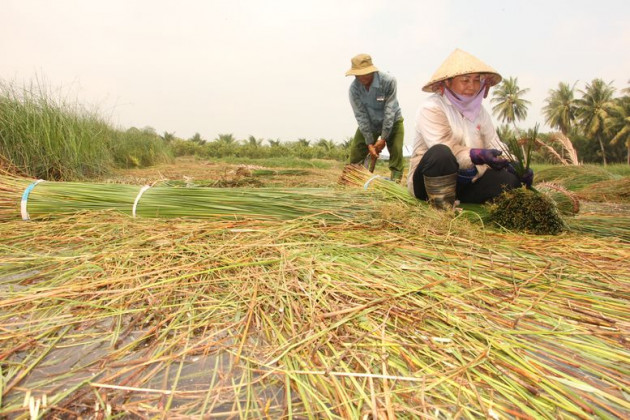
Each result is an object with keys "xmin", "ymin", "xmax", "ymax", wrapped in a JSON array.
[{"xmin": 345, "ymin": 54, "xmax": 405, "ymax": 183}]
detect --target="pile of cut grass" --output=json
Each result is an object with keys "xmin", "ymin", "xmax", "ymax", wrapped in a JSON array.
[
  {"xmin": 575, "ymin": 176, "xmax": 630, "ymax": 203},
  {"xmin": 535, "ymin": 182, "xmax": 580, "ymax": 215},
  {"xmin": 535, "ymin": 165, "xmax": 617, "ymax": 191},
  {"xmin": 0, "ymin": 209, "xmax": 628, "ymax": 418},
  {"xmin": 485, "ymin": 187, "xmax": 568, "ymax": 235},
  {"xmin": 105, "ymin": 157, "xmax": 346, "ymax": 189}
]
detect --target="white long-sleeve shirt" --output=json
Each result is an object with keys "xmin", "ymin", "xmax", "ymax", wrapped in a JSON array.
[{"xmin": 407, "ymin": 93, "xmax": 506, "ymax": 194}]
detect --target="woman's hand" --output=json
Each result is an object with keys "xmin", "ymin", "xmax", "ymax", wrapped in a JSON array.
[{"xmin": 470, "ymin": 148, "xmax": 509, "ymax": 170}]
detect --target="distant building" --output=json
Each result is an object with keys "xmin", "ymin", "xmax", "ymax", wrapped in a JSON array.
[{"xmin": 378, "ymin": 144, "xmax": 413, "ymax": 160}]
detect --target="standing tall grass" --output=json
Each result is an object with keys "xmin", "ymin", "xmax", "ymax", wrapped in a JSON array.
[
  {"xmin": 0, "ymin": 78, "xmax": 114, "ymax": 180},
  {"xmin": 109, "ymin": 127, "xmax": 173, "ymax": 169},
  {"xmin": 0, "ymin": 78, "xmax": 173, "ymax": 180}
]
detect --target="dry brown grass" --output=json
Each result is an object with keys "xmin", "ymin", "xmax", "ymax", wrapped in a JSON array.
[
  {"xmin": 103, "ymin": 156, "xmax": 349, "ymax": 188},
  {"xmin": 1, "ymin": 158, "xmax": 628, "ymax": 419}
]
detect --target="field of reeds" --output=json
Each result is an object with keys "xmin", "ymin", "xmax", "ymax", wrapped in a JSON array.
[
  {"xmin": 0, "ymin": 79, "xmax": 173, "ymax": 181},
  {"xmin": 1, "ymin": 157, "xmax": 629, "ymax": 419}
]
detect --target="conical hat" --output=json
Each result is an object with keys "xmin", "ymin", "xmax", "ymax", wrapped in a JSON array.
[{"xmin": 422, "ymin": 48, "xmax": 502, "ymax": 92}]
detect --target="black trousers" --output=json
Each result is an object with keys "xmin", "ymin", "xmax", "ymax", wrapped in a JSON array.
[{"xmin": 412, "ymin": 144, "xmax": 521, "ymax": 204}]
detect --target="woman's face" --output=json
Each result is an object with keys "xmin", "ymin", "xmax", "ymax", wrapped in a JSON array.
[{"xmin": 446, "ymin": 73, "xmax": 482, "ymax": 97}]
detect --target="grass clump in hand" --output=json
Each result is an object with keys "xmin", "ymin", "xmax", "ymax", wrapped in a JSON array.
[{"xmin": 499, "ymin": 124, "xmax": 538, "ymax": 190}]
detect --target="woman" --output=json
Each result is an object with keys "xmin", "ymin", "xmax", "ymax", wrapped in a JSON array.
[{"xmin": 407, "ymin": 49, "xmax": 533, "ymax": 209}]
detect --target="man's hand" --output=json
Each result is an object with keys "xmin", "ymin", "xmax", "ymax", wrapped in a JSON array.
[
  {"xmin": 367, "ymin": 144, "xmax": 379, "ymax": 158},
  {"xmin": 470, "ymin": 148, "xmax": 509, "ymax": 170},
  {"xmin": 374, "ymin": 137, "xmax": 386, "ymax": 154}
]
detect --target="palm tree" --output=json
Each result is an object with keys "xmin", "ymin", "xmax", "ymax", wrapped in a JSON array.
[
  {"xmin": 215, "ymin": 133, "xmax": 237, "ymax": 144},
  {"xmin": 606, "ymin": 96, "xmax": 630, "ymax": 164},
  {"xmin": 316, "ymin": 138, "xmax": 335, "ymax": 151},
  {"xmin": 141, "ymin": 126, "xmax": 157, "ymax": 136},
  {"xmin": 161, "ymin": 131, "xmax": 176, "ymax": 143},
  {"xmin": 247, "ymin": 135, "xmax": 263, "ymax": 147},
  {"xmin": 491, "ymin": 76, "xmax": 531, "ymax": 131},
  {"xmin": 297, "ymin": 138, "xmax": 310, "ymax": 147},
  {"xmin": 496, "ymin": 124, "xmax": 515, "ymax": 143},
  {"xmin": 543, "ymin": 82, "xmax": 578, "ymax": 135},
  {"xmin": 190, "ymin": 133, "xmax": 205, "ymax": 144},
  {"xmin": 576, "ymin": 79, "xmax": 616, "ymax": 165}
]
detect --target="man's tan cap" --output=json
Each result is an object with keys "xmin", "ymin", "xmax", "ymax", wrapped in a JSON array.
[{"xmin": 345, "ymin": 53, "xmax": 379, "ymax": 76}]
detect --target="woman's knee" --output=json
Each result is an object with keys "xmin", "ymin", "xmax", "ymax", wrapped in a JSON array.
[
  {"xmin": 420, "ymin": 144, "xmax": 458, "ymax": 176},
  {"xmin": 425, "ymin": 144, "xmax": 453, "ymax": 160}
]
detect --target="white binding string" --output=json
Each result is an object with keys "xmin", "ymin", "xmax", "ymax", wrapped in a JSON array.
[
  {"xmin": 132, "ymin": 185, "xmax": 151, "ymax": 218},
  {"xmin": 363, "ymin": 175, "xmax": 383, "ymax": 190},
  {"xmin": 21, "ymin": 179, "xmax": 45, "ymax": 220}
]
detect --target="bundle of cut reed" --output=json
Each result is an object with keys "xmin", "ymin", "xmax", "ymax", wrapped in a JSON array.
[
  {"xmin": 535, "ymin": 165, "xmax": 617, "ymax": 191},
  {"xmin": 568, "ymin": 214, "xmax": 630, "ymax": 242},
  {"xmin": 338, "ymin": 164, "xmax": 419, "ymax": 205},
  {"xmin": 574, "ymin": 176, "xmax": 630, "ymax": 203},
  {"xmin": 536, "ymin": 182, "xmax": 580, "ymax": 215},
  {"xmin": 0, "ymin": 174, "xmax": 382, "ymax": 222}
]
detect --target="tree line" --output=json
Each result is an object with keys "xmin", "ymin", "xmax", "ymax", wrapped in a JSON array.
[
  {"xmin": 491, "ymin": 77, "xmax": 630, "ymax": 165},
  {"xmin": 2, "ymin": 76, "xmax": 629, "ymax": 182},
  {"xmin": 170, "ymin": 77, "xmax": 629, "ymax": 166}
]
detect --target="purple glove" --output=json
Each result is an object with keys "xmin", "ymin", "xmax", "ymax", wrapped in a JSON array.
[
  {"xmin": 470, "ymin": 148, "xmax": 509, "ymax": 170},
  {"xmin": 520, "ymin": 168, "xmax": 534, "ymax": 188},
  {"xmin": 507, "ymin": 164, "xmax": 534, "ymax": 188}
]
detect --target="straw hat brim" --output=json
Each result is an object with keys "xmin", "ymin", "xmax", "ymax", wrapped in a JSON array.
[
  {"xmin": 422, "ymin": 49, "xmax": 502, "ymax": 92},
  {"xmin": 345, "ymin": 65, "xmax": 378, "ymax": 77}
]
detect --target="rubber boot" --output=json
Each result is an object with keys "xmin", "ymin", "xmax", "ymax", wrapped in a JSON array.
[
  {"xmin": 423, "ymin": 173, "xmax": 457, "ymax": 210},
  {"xmin": 390, "ymin": 170, "xmax": 403, "ymax": 184}
]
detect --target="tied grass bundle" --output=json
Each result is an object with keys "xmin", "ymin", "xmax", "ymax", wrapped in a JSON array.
[
  {"xmin": 536, "ymin": 182, "xmax": 580, "ymax": 215},
  {"xmin": 338, "ymin": 164, "xmax": 419, "ymax": 206},
  {"xmin": 568, "ymin": 213, "xmax": 630, "ymax": 242},
  {"xmin": 575, "ymin": 176, "xmax": 630, "ymax": 203},
  {"xmin": 0, "ymin": 175, "xmax": 379, "ymax": 222},
  {"xmin": 535, "ymin": 165, "xmax": 617, "ymax": 191},
  {"xmin": 486, "ymin": 187, "xmax": 567, "ymax": 234}
]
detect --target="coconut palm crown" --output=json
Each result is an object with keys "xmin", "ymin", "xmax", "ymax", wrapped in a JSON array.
[
  {"xmin": 491, "ymin": 76, "xmax": 531, "ymax": 132},
  {"xmin": 576, "ymin": 78, "xmax": 616, "ymax": 165},
  {"xmin": 543, "ymin": 82, "xmax": 578, "ymax": 136}
]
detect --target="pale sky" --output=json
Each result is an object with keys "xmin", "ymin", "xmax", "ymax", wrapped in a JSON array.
[{"xmin": 2, "ymin": 0, "xmax": 629, "ymax": 145}]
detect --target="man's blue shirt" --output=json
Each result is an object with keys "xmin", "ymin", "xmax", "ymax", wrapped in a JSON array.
[{"xmin": 349, "ymin": 71, "xmax": 402, "ymax": 145}]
